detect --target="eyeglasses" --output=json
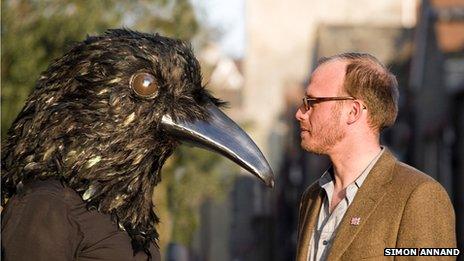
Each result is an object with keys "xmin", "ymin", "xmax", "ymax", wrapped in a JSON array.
[{"xmin": 302, "ymin": 96, "xmax": 365, "ymax": 111}]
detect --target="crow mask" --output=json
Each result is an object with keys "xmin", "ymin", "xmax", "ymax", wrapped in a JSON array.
[{"xmin": 1, "ymin": 29, "xmax": 274, "ymax": 254}]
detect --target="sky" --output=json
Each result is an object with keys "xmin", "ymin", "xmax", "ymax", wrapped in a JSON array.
[{"xmin": 191, "ymin": 0, "xmax": 245, "ymax": 58}]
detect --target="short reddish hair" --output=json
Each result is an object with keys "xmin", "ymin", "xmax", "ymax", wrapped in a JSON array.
[{"xmin": 319, "ymin": 53, "xmax": 399, "ymax": 132}]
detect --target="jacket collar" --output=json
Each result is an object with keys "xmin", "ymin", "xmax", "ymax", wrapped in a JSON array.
[
  {"xmin": 327, "ymin": 147, "xmax": 396, "ymax": 260},
  {"xmin": 296, "ymin": 187, "xmax": 324, "ymax": 261},
  {"xmin": 296, "ymin": 147, "xmax": 397, "ymax": 261}
]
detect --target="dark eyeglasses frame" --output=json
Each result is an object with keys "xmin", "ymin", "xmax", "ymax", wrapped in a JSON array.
[{"xmin": 302, "ymin": 96, "xmax": 366, "ymax": 111}]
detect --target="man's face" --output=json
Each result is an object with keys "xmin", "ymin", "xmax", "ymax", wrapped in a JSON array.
[{"xmin": 295, "ymin": 60, "xmax": 348, "ymax": 154}]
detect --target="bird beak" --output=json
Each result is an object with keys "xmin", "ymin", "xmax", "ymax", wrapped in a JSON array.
[{"xmin": 161, "ymin": 102, "xmax": 274, "ymax": 188}]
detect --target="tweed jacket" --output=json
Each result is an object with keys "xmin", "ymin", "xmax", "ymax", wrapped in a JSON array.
[{"xmin": 296, "ymin": 149, "xmax": 457, "ymax": 261}]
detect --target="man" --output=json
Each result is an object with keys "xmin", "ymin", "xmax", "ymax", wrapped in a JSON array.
[{"xmin": 295, "ymin": 53, "xmax": 456, "ymax": 261}]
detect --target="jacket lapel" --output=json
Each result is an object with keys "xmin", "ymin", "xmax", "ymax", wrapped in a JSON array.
[
  {"xmin": 296, "ymin": 187, "xmax": 324, "ymax": 261},
  {"xmin": 327, "ymin": 149, "xmax": 396, "ymax": 260}
]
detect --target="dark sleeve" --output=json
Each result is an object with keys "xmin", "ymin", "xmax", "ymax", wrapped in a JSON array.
[
  {"xmin": 2, "ymin": 192, "xmax": 81, "ymax": 261},
  {"xmin": 396, "ymin": 181, "xmax": 457, "ymax": 260}
]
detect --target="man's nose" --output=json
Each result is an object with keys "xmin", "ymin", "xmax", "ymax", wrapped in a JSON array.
[{"xmin": 295, "ymin": 106, "xmax": 305, "ymax": 121}]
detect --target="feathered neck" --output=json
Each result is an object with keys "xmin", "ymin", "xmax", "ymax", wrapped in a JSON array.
[{"xmin": 2, "ymin": 121, "xmax": 177, "ymax": 255}]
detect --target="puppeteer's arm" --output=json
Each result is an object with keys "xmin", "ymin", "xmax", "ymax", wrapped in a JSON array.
[
  {"xmin": 396, "ymin": 180, "xmax": 457, "ymax": 260},
  {"xmin": 2, "ymin": 193, "xmax": 80, "ymax": 261}
]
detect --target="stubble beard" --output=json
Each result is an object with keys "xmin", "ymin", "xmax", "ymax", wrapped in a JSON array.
[{"xmin": 302, "ymin": 105, "xmax": 346, "ymax": 155}]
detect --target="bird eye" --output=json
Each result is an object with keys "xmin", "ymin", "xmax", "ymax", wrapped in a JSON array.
[{"xmin": 130, "ymin": 72, "xmax": 158, "ymax": 98}]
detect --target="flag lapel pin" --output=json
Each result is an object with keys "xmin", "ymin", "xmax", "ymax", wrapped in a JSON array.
[{"xmin": 350, "ymin": 217, "xmax": 361, "ymax": 226}]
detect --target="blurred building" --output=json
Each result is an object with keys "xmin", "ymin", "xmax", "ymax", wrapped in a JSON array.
[
  {"xmin": 199, "ymin": 42, "xmax": 245, "ymax": 119},
  {"xmin": 190, "ymin": 42, "xmax": 251, "ymax": 261},
  {"xmin": 409, "ymin": 0, "xmax": 464, "ymax": 254}
]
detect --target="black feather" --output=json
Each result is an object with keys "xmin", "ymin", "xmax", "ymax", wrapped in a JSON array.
[{"xmin": 1, "ymin": 29, "xmax": 225, "ymax": 254}]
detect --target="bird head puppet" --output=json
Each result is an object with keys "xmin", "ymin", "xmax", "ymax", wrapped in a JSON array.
[{"xmin": 1, "ymin": 29, "xmax": 274, "ymax": 253}]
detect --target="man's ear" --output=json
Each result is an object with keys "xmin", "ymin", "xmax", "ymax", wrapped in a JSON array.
[{"xmin": 347, "ymin": 100, "xmax": 364, "ymax": 125}]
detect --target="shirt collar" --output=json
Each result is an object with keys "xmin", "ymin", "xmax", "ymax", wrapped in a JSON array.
[
  {"xmin": 353, "ymin": 146, "xmax": 384, "ymax": 188},
  {"xmin": 318, "ymin": 147, "xmax": 385, "ymax": 204}
]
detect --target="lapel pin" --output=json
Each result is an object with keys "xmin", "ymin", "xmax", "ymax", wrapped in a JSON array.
[{"xmin": 350, "ymin": 217, "xmax": 361, "ymax": 226}]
